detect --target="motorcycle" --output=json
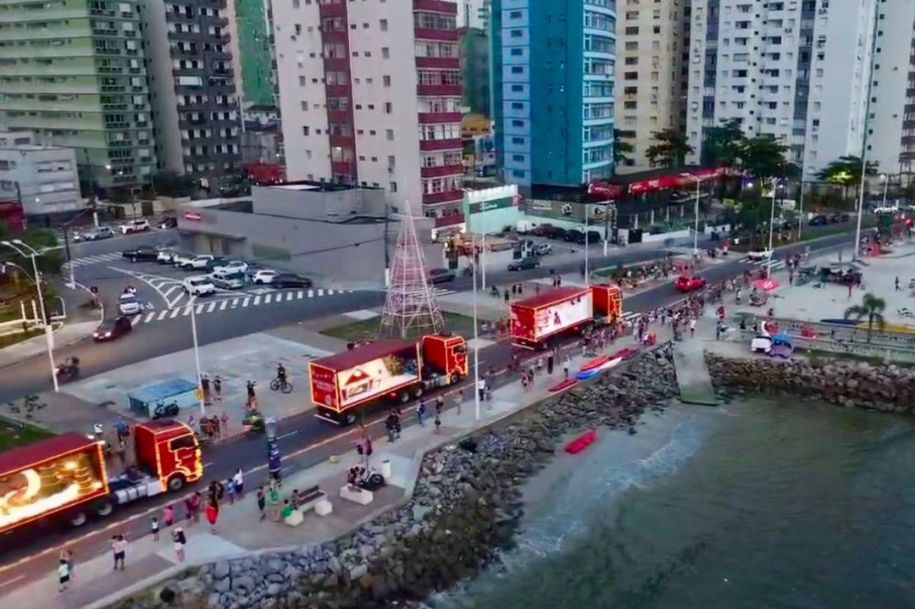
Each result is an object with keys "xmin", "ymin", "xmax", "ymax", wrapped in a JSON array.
[{"xmin": 56, "ymin": 357, "xmax": 80, "ymax": 383}]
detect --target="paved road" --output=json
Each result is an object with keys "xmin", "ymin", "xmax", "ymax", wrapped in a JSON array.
[{"xmin": 0, "ymin": 228, "xmax": 863, "ymax": 590}]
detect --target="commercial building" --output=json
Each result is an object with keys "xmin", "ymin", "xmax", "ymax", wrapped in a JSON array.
[
  {"xmin": 685, "ymin": 0, "xmax": 877, "ymax": 180},
  {"xmin": 491, "ymin": 0, "xmax": 617, "ymax": 189},
  {"xmin": 141, "ymin": 0, "xmax": 242, "ymax": 185},
  {"xmin": 0, "ymin": 0, "xmax": 156, "ymax": 191},
  {"xmin": 615, "ymin": 0, "xmax": 687, "ymax": 172},
  {"xmin": 0, "ymin": 131, "xmax": 81, "ymax": 217},
  {"xmin": 275, "ymin": 0, "xmax": 465, "ymax": 219}
]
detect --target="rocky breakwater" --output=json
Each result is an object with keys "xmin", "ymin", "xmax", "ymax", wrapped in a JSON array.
[
  {"xmin": 707, "ymin": 354, "xmax": 915, "ymax": 414},
  {"xmin": 113, "ymin": 351, "xmax": 678, "ymax": 609}
]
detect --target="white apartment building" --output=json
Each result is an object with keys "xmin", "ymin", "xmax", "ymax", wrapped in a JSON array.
[
  {"xmin": 685, "ymin": 0, "xmax": 877, "ymax": 180},
  {"xmin": 615, "ymin": 0, "xmax": 686, "ymax": 172},
  {"xmin": 866, "ymin": 0, "xmax": 915, "ymax": 176},
  {"xmin": 0, "ymin": 132, "xmax": 80, "ymax": 216},
  {"xmin": 457, "ymin": 0, "xmax": 488, "ymax": 29},
  {"xmin": 275, "ymin": 0, "xmax": 464, "ymax": 218}
]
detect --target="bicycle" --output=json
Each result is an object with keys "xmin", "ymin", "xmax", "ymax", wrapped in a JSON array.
[{"xmin": 270, "ymin": 377, "xmax": 293, "ymax": 393}]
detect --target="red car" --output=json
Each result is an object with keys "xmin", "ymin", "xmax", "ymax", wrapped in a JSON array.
[{"xmin": 675, "ymin": 275, "xmax": 706, "ymax": 291}]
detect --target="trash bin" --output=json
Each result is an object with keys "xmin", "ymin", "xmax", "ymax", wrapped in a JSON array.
[{"xmin": 380, "ymin": 458, "xmax": 392, "ymax": 479}]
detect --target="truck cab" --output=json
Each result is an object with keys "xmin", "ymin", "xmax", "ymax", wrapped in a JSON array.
[{"xmin": 132, "ymin": 421, "xmax": 202, "ymax": 493}]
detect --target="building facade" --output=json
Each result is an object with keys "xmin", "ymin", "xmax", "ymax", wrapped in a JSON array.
[
  {"xmin": 0, "ymin": 0, "xmax": 156, "ymax": 191},
  {"xmin": 615, "ymin": 0, "xmax": 686, "ymax": 173},
  {"xmin": 141, "ymin": 0, "xmax": 242, "ymax": 184},
  {"xmin": 685, "ymin": 0, "xmax": 877, "ymax": 179},
  {"xmin": 459, "ymin": 26, "xmax": 490, "ymax": 117},
  {"xmin": 0, "ymin": 131, "xmax": 81, "ymax": 216},
  {"xmin": 231, "ymin": 0, "xmax": 276, "ymax": 107},
  {"xmin": 275, "ymin": 0, "xmax": 464, "ymax": 218},
  {"xmin": 491, "ymin": 0, "xmax": 616, "ymax": 189},
  {"xmin": 457, "ymin": 0, "xmax": 488, "ymax": 30}
]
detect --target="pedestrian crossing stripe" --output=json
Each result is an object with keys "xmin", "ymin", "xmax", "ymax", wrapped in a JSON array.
[
  {"xmin": 63, "ymin": 252, "xmax": 124, "ymax": 268},
  {"xmin": 132, "ymin": 288, "xmax": 354, "ymax": 326},
  {"xmin": 740, "ymin": 256, "xmax": 787, "ymax": 271}
]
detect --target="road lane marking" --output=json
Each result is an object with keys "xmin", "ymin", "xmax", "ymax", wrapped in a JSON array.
[
  {"xmin": 0, "ymin": 575, "xmax": 25, "ymax": 588},
  {"xmin": 182, "ymin": 306, "xmax": 192, "ymax": 316},
  {"xmin": 264, "ymin": 294, "xmax": 272, "ymax": 304},
  {"xmin": 143, "ymin": 312, "xmax": 156, "ymax": 323},
  {"xmin": 241, "ymin": 297, "xmax": 251, "ymax": 307},
  {"xmin": 253, "ymin": 296, "xmax": 261, "ymax": 305},
  {"xmin": 195, "ymin": 304, "xmax": 205, "ymax": 314},
  {"xmin": 307, "ymin": 289, "xmax": 314, "ymax": 297},
  {"xmin": 286, "ymin": 292, "xmax": 294, "ymax": 301},
  {"xmin": 169, "ymin": 308, "xmax": 181, "ymax": 319},
  {"xmin": 205, "ymin": 302, "xmax": 216, "ymax": 313},
  {"xmin": 317, "ymin": 288, "xmax": 324, "ymax": 296},
  {"xmin": 277, "ymin": 430, "xmax": 298, "ymax": 440},
  {"xmin": 327, "ymin": 289, "xmax": 334, "ymax": 295},
  {"xmin": 296, "ymin": 290, "xmax": 303, "ymax": 299},
  {"xmin": 157, "ymin": 310, "xmax": 169, "ymax": 321},
  {"xmin": 219, "ymin": 300, "xmax": 228, "ymax": 311}
]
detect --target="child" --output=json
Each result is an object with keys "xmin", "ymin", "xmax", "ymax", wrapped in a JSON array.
[
  {"xmin": 172, "ymin": 528, "xmax": 186, "ymax": 562},
  {"xmin": 58, "ymin": 558, "xmax": 70, "ymax": 592},
  {"xmin": 150, "ymin": 516, "xmax": 160, "ymax": 542},
  {"xmin": 225, "ymin": 477, "xmax": 236, "ymax": 505}
]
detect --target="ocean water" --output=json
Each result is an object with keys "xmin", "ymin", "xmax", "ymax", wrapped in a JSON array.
[{"xmin": 433, "ymin": 399, "xmax": 915, "ymax": 609}]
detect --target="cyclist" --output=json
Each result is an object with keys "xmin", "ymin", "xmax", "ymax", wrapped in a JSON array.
[{"xmin": 276, "ymin": 363, "xmax": 287, "ymax": 388}]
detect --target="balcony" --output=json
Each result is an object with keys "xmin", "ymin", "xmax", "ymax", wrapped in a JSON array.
[
  {"xmin": 415, "ymin": 57, "xmax": 459, "ymax": 70},
  {"xmin": 327, "ymin": 109, "xmax": 350, "ymax": 123},
  {"xmin": 331, "ymin": 160, "xmax": 355, "ymax": 177},
  {"xmin": 434, "ymin": 213, "xmax": 465, "ymax": 228},
  {"xmin": 417, "ymin": 111, "xmax": 462, "ymax": 124},
  {"xmin": 326, "ymin": 84, "xmax": 351, "ymax": 97},
  {"xmin": 318, "ymin": 1, "xmax": 346, "ymax": 17},
  {"xmin": 419, "ymin": 138, "xmax": 462, "ymax": 152},
  {"xmin": 422, "ymin": 190, "xmax": 463, "ymax": 205},
  {"xmin": 414, "ymin": 0, "xmax": 457, "ymax": 13},
  {"xmin": 413, "ymin": 28, "xmax": 458, "ymax": 42},
  {"xmin": 329, "ymin": 134, "xmax": 354, "ymax": 148},
  {"xmin": 420, "ymin": 164, "xmax": 463, "ymax": 178},
  {"xmin": 416, "ymin": 84, "xmax": 461, "ymax": 97}
]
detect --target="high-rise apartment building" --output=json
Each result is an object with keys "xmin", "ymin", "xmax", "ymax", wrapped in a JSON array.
[
  {"xmin": 141, "ymin": 0, "xmax": 242, "ymax": 183},
  {"xmin": 231, "ymin": 0, "xmax": 276, "ymax": 107},
  {"xmin": 615, "ymin": 0, "xmax": 686, "ymax": 173},
  {"xmin": 0, "ymin": 0, "xmax": 156, "ymax": 191},
  {"xmin": 491, "ymin": 0, "xmax": 616, "ymax": 189},
  {"xmin": 685, "ymin": 0, "xmax": 877, "ymax": 179},
  {"xmin": 457, "ymin": 0, "xmax": 488, "ymax": 29},
  {"xmin": 0, "ymin": 131, "xmax": 81, "ymax": 216},
  {"xmin": 275, "ymin": 0, "xmax": 464, "ymax": 218}
]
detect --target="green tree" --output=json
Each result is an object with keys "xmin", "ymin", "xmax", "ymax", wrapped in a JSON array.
[
  {"xmin": 612, "ymin": 129, "xmax": 634, "ymax": 170},
  {"xmin": 645, "ymin": 129, "xmax": 694, "ymax": 168},
  {"xmin": 701, "ymin": 118, "xmax": 746, "ymax": 167},
  {"xmin": 152, "ymin": 171, "xmax": 198, "ymax": 197},
  {"xmin": 741, "ymin": 135, "xmax": 789, "ymax": 182},
  {"xmin": 816, "ymin": 155, "xmax": 878, "ymax": 207},
  {"xmin": 844, "ymin": 292, "xmax": 886, "ymax": 343}
]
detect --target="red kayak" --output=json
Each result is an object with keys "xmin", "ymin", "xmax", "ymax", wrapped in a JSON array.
[
  {"xmin": 611, "ymin": 347, "xmax": 640, "ymax": 360},
  {"xmin": 580, "ymin": 354, "xmax": 611, "ymax": 372},
  {"xmin": 565, "ymin": 429, "xmax": 597, "ymax": 454},
  {"xmin": 549, "ymin": 379, "xmax": 578, "ymax": 393}
]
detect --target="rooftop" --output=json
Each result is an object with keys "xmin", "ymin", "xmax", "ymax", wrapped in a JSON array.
[
  {"xmin": 262, "ymin": 180, "xmax": 382, "ymax": 193},
  {"xmin": 0, "ymin": 433, "xmax": 97, "ymax": 478},
  {"xmin": 513, "ymin": 285, "xmax": 591, "ymax": 309},
  {"xmin": 313, "ymin": 340, "xmax": 417, "ymax": 371}
]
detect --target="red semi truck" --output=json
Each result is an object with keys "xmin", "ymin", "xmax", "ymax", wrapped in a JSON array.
[
  {"xmin": 510, "ymin": 284, "xmax": 623, "ymax": 348},
  {"xmin": 309, "ymin": 333, "xmax": 468, "ymax": 424},
  {"xmin": 0, "ymin": 420, "xmax": 203, "ymax": 534}
]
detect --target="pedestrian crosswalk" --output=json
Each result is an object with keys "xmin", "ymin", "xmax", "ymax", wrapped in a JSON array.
[
  {"xmin": 63, "ymin": 252, "xmax": 123, "ymax": 269},
  {"xmin": 130, "ymin": 287, "xmax": 352, "ymax": 326},
  {"xmin": 739, "ymin": 255, "xmax": 786, "ymax": 272}
]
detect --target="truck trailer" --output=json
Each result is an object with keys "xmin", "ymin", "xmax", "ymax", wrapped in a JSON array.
[
  {"xmin": 510, "ymin": 284, "xmax": 623, "ymax": 347},
  {"xmin": 309, "ymin": 333, "xmax": 468, "ymax": 425},
  {"xmin": 0, "ymin": 420, "xmax": 202, "ymax": 534}
]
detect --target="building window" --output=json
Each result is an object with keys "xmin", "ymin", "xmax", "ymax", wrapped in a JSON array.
[
  {"xmin": 383, "ymin": 75, "xmax": 391, "ymax": 87},
  {"xmin": 386, "ymin": 129, "xmax": 394, "ymax": 141},
  {"xmin": 380, "ymin": 19, "xmax": 388, "ymax": 31},
  {"xmin": 382, "ymin": 47, "xmax": 389, "ymax": 59},
  {"xmin": 302, "ymin": 126, "xmax": 309, "ymax": 135},
  {"xmin": 384, "ymin": 102, "xmax": 392, "ymax": 113},
  {"xmin": 390, "ymin": 182, "xmax": 397, "ymax": 192}
]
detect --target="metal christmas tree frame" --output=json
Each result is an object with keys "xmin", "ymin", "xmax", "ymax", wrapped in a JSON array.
[{"xmin": 380, "ymin": 201, "xmax": 444, "ymax": 338}]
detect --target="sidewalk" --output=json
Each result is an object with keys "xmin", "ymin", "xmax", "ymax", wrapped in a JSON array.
[
  {"xmin": 0, "ymin": 320, "xmax": 98, "ymax": 369},
  {"xmin": 6, "ymin": 326, "xmax": 666, "ymax": 609}
]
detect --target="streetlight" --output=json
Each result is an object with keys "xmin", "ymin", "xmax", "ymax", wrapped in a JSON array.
[
  {"xmin": 880, "ymin": 173, "xmax": 889, "ymax": 209},
  {"xmin": 2, "ymin": 239, "xmax": 58, "ymax": 392},
  {"xmin": 470, "ymin": 234, "xmax": 481, "ymax": 422},
  {"xmin": 583, "ymin": 205, "xmax": 590, "ymax": 285},
  {"xmin": 680, "ymin": 173, "xmax": 701, "ymax": 254},
  {"xmin": 767, "ymin": 179, "xmax": 781, "ymax": 277},
  {"xmin": 188, "ymin": 296, "xmax": 206, "ymax": 416}
]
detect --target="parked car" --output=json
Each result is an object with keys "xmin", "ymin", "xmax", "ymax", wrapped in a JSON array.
[
  {"xmin": 209, "ymin": 270, "xmax": 245, "ymax": 290},
  {"xmin": 428, "ymin": 268, "xmax": 456, "ymax": 284},
  {"xmin": 74, "ymin": 226, "xmax": 114, "ymax": 242},
  {"xmin": 156, "ymin": 248, "xmax": 177, "ymax": 264},
  {"xmin": 251, "ymin": 269, "xmax": 279, "ymax": 285},
  {"xmin": 93, "ymin": 316, "xmax": 133, "ymax": 342},
  {"xmin": 158, "ymin": 216, "xmax": 178, "ymax": 229},
  {"xmin": 184, "ymin": 254, "xmax": 214, "ymax": 270},
  {"xmin": 171, "ymin": 251, "xmax": 196, "ymax": 268},
  {"xmin": 530, "ymin": 224, "xmax": 556, "ymax": 237},
  {"xmin": 564, "ymin": 229, "xmax": 584, "ymax": 243},
  {"xmin": 808, "ymin": 214, "xmax": 829, "ymax": 226},
  {"xmin": 121, "ymin": 245, "xmax": 158, "ymax": 262},
  {"xmin": 508, "ymin": 257, "xmax": 540, "ymax": 271},
  {"xmin": 118, "ymin": 219, "xmax": 151, "ymax": 234},
  {"xmin": 873, "ymin": 205, "xmax": 899, "ymax": 214},
  {"xmin": 530, "ymin": 242, "xmax": 552, "ymax": 256},
  {"xmin": 117, "ymin": 292, "xmax": 142, "ymax": 316},
  {"xmin": 271, "ymin": 273, "xmax": 313, "ymax": 289},
  {"xmin": 674, "ymin": 275, "xmax": 707, "ymax": 292},
  {"xmin": 830, "ymin": 213, "xmax": 851, "ymax": 223},
  {"xmin": 183, "ymin": 275, "xmax": 216, "ymax": 296},
  {"xmin": 203, "ymin": 256, "xmax": 230, "ymax": 272},
  {"xmin": 211, "ymin": 259, "xmax": 248, "ymax": 275},
  {"xmin": 746, "ymin": 249, "xmax": 772, "ymax": 261}
]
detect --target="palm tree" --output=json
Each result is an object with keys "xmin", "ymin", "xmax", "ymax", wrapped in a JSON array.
[
  {"xmin": 612, "ymin": 129, "xmax": 634, "ymax": 171},
  {"xmin": 844, "ymin": 292, "xmax": 887, "ymax": 343},
  {"xmin": 645, "ymin": 129, "xmax": 694, "ymax": 168},
  {"xmin": 816, "ymin": 155, "xmax": 878, "ymax": 208}
]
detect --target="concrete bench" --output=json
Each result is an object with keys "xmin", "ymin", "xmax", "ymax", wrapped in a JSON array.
[
  {"xmin": 314, "ymin": 498, "xmax": 333, "ymax": 516},
  {"xmin": 339, "ymin": 485, "xmax": 373, "ymax": 505},
  {"xmin": 284, "ymin": 509, "xmax": 304, "ymax": 527},
  {"xmin": 293, "ymin": 485, "xmax": 327, "ymax": 513}
]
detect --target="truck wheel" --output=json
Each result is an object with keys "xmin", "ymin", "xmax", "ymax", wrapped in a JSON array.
[
  {"xmin": 342, "ymin": 412, "xmax": 356, "ymax": 426},
  {"xmin": 450, "ymin": 372, "xmax": 462, "ymax": 384},
  {"xmin": 69, "ymin": 511, "xmax": 88, "ymax": 527},
  {"xmin": 95, "ymin": 499, "xmax": 114, "ymax": 517},
  {"xmin": 399, "ymin": 392, "xmax": 410, "ymax": 403},
  {"xmin": 167, "ymin": 474, "xmax": 186, "ymax": 492},
  {"xmin": 413, "ymin": 387, "xmax": 424, "ymax": 398}
]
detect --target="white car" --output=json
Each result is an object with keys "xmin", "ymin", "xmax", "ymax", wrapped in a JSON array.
[
  {"xmin": 156, "ymin": 248, "xmax": 176, "ymax": 264},
  {"xmin": 117, "ymin": 292, "xmax": 142, "ymax": 316},
  {"xmin": 118, "ymin": 219, "xmax": 151, "ymax": 234},
  {"xmin": 211, "ymin": 260, "xmax": 248, "ymax": 275},
  {"xmin": 746, "ymin": 249, "xmax": 772, "ymax": 261},
  {"xmin": 873, "ymin": 205, "xmax": 899, "ymax": 214},
  {"xmin": 183, "ymin": 275, "xmax": 215, "ymax": 296},
  {"xmin": 251, "ymin": 269, "xmax": 278, "ymax": 285},
  {"xmin": 171, "ymin": 252, "xmax": 195, "ymax": 268},
  {"xmin": 74, "ymin": 226, "xmax": 114, "ymax": 242},
  {"xmin": 209, "ymin": 270, "xmax": 244, "ymax": 290},
  {"xmin": 185, "ymin": 254, "xmax": 214, "ymax": 270}
]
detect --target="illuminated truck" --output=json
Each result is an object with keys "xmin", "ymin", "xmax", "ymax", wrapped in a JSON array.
[
  {"xmin": 510, "ymin": 284, "xmax": 623, "ymax": 348},
  {"xmin": 309, "ymin": 333, "xmax": 468, "ymax": 425},
  {"xmin": 0, "ymin": 420, "xmax": 202, "ymax": 534}
]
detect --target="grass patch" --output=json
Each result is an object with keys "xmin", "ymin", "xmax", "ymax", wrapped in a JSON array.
[
  {"xmin": 730, "ymin": 220, "xmax": 877, "ymax": 252},
  {"xmin": 0, "ymin": 415, "xmax": 53, "ymax": 451},
  {"xmin": 322, "ymin": 312, "xmax": 481, "ymax": 341},
  {"xmin": 0, "ymin": 328, "xmax": 43, "ymax": 349}
]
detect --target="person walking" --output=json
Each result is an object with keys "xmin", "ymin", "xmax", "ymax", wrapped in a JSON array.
[
  {"xmin": 150, "ymin": 516, "xmax": 160, "ymax": 542},
  {"xmin": 547, "ymin": 352, "xmax": 554, "ymax": 375},
  {"xmin": 689, "ymin": 318, "xmax": 696, "ymax": 337},
  {"xmin": 172, "ymin": 528, "xmax": 186, "ymax": 562},
  {"xmin": 256, "ymin": 485, "xmax": 266, "ymax": 521},
  {"xmin": 385, "ymin": 412, "xmax": 397, "ymax": 443},
  {"xmin": 213, "ymin": 375, "xmax": 223, "ymax": 402},
  {"xmin": 225, "ymin": 477, "xmax": 236, "ymax": 505},
  {"xmin": 58, "ymin": 558, "xmax": 71, "ymax": 592},
  {"xmin": 563, "ymin": 355, "xmax": 570, "ymax": 379},
  {"xmin": 233, "ymin": 468, "xmax": 244, "ymax": 499},
  {"xmin": 434, "ymin": 411, "xmax": 442, "ymax": 434},
  {"xmin": 111, "ymin": 534, "xmax": 127, "ymax": 571},
  {"xmin": 206, "ymin": 499, "xmax": 219, "ymax": 534},
  {"xmin": 477, "ymin": 377, "xmax": 486, "ymax": 402},
  {"xmin": 267, "ymin": 483, "xmax": 281, "ymax": 522},
  {"xmin": 201, "ymin": 375, "xmax": 211, "ymax": 405},
  {"xmin": 896, "ymin": 276, "xmax": 901, "ymax": 291},
  {"xmin": 59, "ymin": 548, "xmax": 74, "ymax": 583},
  {"xmin": 416, "ymin": 400, "xmax": 426, "ymax": 427},
  {"xmin": 453, "ymin": 388, "xmax": 463, "ymax": 416}
]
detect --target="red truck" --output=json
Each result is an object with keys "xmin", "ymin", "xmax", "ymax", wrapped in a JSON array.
[
  {"xmin": 309, "ymin": 333, "xmax": 468, "ymax": 425},
  {"xmin": 510, "ymin": 284, "xmax": 623, "ymax": 348},
  {"xmin": 0, "ymin": 420, "xmax": 202, "ymax": 534}
]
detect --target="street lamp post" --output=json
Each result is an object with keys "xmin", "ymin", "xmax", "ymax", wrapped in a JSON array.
[
  {"xmin": 584, "ymin": 206, "xmax": 590, "ymax": 285},
  {"xmin": 796, "ymin": 180, "xmax": 806, "ymax": 241},
  {"xmin": 881, "ymin": 173, "xmax": 889, "ymax": 209},
  {"xmin": 471, "ymin": 235, "xmax": 481, "ymax": 422},
  {"xmin": 767, "ymin": 181, "xmax": 779, "ymax": 277},
  {"xmin": 189, "ymin": 297, "xmax": 206, "ymax": 416},
  {"xmin": 680, "ymin": 173, "xmax": 701, "ymax": 254},
  {"xmin": 2, "ymin": 240, "xmax": 58, "ymax": 392}
]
